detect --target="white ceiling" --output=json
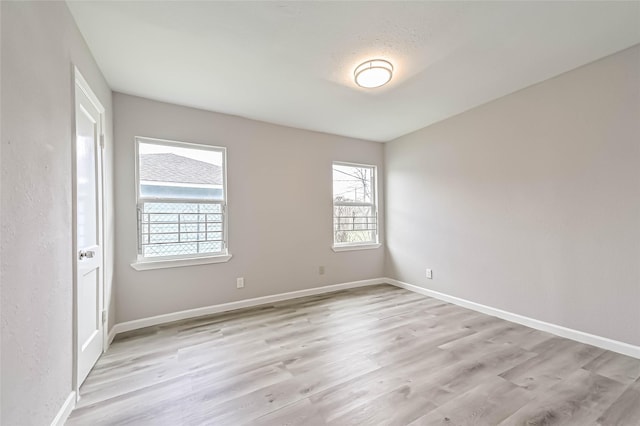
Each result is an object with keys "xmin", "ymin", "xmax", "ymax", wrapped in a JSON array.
[{"xmin": 67, "ymin": 1, "xmax": 640, "ymax": 142}]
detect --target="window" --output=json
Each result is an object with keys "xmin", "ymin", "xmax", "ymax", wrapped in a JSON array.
[
  {"xmin": 135, "ymin": 137, "xmax": 228, "ymax": 264},
  {"xmin": 332, "ymin": 162, "xmax": 379, "ymax": 249}
]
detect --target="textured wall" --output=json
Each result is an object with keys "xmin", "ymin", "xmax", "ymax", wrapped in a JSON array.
[
  {"xmin": 385, "ymin": 45, "xmax": 640, "ymax": 346},
  {"xmin": 0, "ymin": 2, "xmax": 114, "ymax": 424},
  {"xmin": 114, "ymin": 93, "xmax": 384, "ymax": 323}
]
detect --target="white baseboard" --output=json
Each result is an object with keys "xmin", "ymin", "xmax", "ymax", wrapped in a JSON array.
[
  {"xmin": 385, "ymin": 278, "xmax": 640, "ymax": 359},
  {"xmin": 111, "ymin": 278, "xmax": 385, "ymax": 336},
  {"xmin": 107, "ymin": 327, "xmax": 117, "ymax": 346},
  {"xmin": 50, "ymin": 391, "xmax": 76, "ymax": 426},
  {"xmin": 107, "ymin": 276, "xmax": 640, "ymax": 359}
]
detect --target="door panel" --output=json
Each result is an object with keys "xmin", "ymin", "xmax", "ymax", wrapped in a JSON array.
[
  {"xmin": 78, "ymin": 267, "xmax": 99, "ymax": 350},
  {"xmin": 75, "ymin": 75, "xmax": 104, "ymax": 388},
  {"xmin": 77, "ymin": 105, "xmax": 98, "ymax": 249}
]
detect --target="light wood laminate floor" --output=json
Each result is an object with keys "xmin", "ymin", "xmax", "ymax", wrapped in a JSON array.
[{"xmin": 67, "ymin": 284, "xmax": 640, "ymax": 425}]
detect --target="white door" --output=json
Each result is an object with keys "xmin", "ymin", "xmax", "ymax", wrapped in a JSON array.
[{"xmin": 74, "ymin": 70, "xmax": 105, "ymax": 388}]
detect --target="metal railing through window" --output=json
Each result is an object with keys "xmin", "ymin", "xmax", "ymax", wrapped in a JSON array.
[{"xmin": 137, "ymin": 200, "xmax": 225, "ymax": 258}]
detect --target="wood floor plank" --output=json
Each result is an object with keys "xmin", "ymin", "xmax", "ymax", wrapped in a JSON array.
[
  {"xmin": 408, "ymin": 407, "xmax": 459, "ymax": 426},
  {"xmin": 326, "ymin": 385, "xmax": 438, "ymax": 426},
  {"xmin": 67, "ymin": 374, "xmax": 194, "ymax": 426},
  {"xmin": 499, "ymin": 336, "xmax": 605, "ymax": 392},
  {"xmin": 583, "ymin": 350, "xmax": 640, "ymax": 385},
  {"xmin": 66, "ymin": 284, "xmax": 640, "ymax": 425},
  {"xmin": 310, "ymin": 347, "xmax": 457, "ymax": 422},
  {"xmin": 499, "ymin": 368, "xmax": 626, "ymax": 425},
  {"xmin": 250, "ymin": 398, "xmax": 327, "ymax": 426},
  {"xmin": 310, "ymin": 367, "xmax": 414, "ymax": 422},
  {"xmin": 597, "ymin": 387, "xmax": 640, "ymax": 426},
  {"xmin": 410, "ymin": 344, "xmax": 537, "ymax": 407},
  {"xmin": 426, "ymin": 376, "xmax": 533, "ymax": 426}
]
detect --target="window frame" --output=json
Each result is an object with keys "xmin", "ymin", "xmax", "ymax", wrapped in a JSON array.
[
  {"xmin": 331, "ymin": 161, "xmax": 381, "ymax": 251},
  {"xmin": 131, "ymin": 136, "xmax": 231, "ymax": 269}
]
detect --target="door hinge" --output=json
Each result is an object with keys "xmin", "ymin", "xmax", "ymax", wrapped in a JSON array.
[
  {"xmin": 100, "ymin": 134, "xmax": 105, "ymax": 149},
  {"xmin": 101, "ymin": 310, "xmax": 107, "ymax": 324}
]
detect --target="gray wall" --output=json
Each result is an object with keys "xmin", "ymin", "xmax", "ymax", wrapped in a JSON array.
[
  {"xmin": 114, "ymin": 93, "xmax": 384, "ymax": 323},
  {"xmin": 0, "ymin": 2, "xmax": 114, "ymax": 424},
  {"xmin": 385, "ymin": 45, "xmax": 640, "ymax": 346}
]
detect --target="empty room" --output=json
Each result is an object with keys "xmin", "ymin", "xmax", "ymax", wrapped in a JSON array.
[{"xmin": 1, "ymin": 1, "xmax": 640, "ymax": 425}]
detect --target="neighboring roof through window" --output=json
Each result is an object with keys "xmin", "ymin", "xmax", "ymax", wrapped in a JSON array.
[{"xmin": 139, "ymin": 153, "xmax": 222, "ymax": 185}]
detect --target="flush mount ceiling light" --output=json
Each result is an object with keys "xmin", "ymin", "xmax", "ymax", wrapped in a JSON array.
[{"xmin": 354, "ymin": 59, "xmax": 394, "ymax": 88}]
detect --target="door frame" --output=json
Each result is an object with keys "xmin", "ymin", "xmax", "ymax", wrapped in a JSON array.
[{"xmin": 72, "ymin": 66, "xmax": 106, "ymax": 399}]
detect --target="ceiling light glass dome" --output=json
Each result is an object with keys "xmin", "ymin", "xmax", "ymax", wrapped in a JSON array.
[{"xmin": 354, "ymin": 59, "xmax": 393, "ymax": 88}]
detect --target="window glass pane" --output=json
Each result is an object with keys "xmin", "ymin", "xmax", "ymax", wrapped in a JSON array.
[
  {"xmin": 332, "ymin": 164, "xmax": 374, "ymax": 204},
  {"xmin": 333, "ymin": 205, "xmax": 377, "ymax": 244},
  {"xmin": 140, "ymin": 202, "xmax": 224, "ymax": 258},
  {"xmin": 136, "ymin": 138, "xmax": 228, "ymax": 260},
  {"xmin": 332, "ymin": 162, "xmax": 377, "ymax": 246},
  {"xmin": 138, "ymin": 142, "xmax": 224, "ymax": 200}
]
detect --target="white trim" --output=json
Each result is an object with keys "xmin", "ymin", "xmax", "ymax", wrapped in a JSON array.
[
  {"xmin": 135, "ymin": 135, "xmax": 225, "ymax": 152},
  {"xmin": 50, "ymin": 391, "xmax": 76, "ymax": 426},
  {"xmin": 107, "ymin": 327, "xmax": 117, "ymax": 346},
  {"xmin": 385, "ymin": 278, "xmax": 640, "ymax": 359},
  {"xmin": 140, "ymin": 180, "xmax": 222, "ymax": 190},
  {"xmin": 131, "ymin": 253, "xmax": 232, "ymax": 270},
  {"xmin": 333, "ymin": 160, "xmax": 379, "ymax": 169},
  {"xmin": 74, "ymin": 69, "xmax": 105, "ymax": 114},
  {"xmin": 111, "ymin": 278, "xmax": 385, "ymax": 335},
  {"xmin": 332, "ymin": 243, "xmax": 381, "ymax": 252}
]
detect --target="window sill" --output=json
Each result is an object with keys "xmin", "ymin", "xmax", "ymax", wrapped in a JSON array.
[
  {"xmin": 331, "ymin": 243, "xmax": 381, "ymax": 252},
  {"xmin": 130, "ymin": 254, "xmax": 232, "ymax": 271}
]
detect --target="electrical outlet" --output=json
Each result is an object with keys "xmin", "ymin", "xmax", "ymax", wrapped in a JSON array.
[
  {"xmin": 426, "ymin": 268, "xmax": 433, "ymax": 279},
  {"xmin": 236, "ymin": 277, "xmax": 244, "ymax": 288},
  {"xmin": 319, "ymin": 266, "xmax": 325, "ymax": 275}
]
